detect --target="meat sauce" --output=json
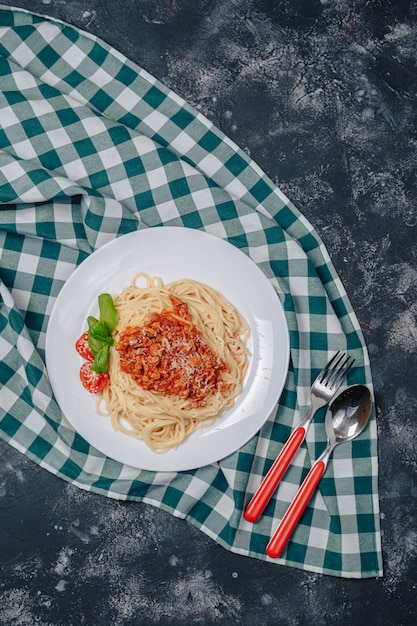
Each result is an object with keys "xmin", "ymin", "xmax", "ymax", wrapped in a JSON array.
[{"xmin": 116, "ymin": 296, "xmax": 226, "ymax": 406}]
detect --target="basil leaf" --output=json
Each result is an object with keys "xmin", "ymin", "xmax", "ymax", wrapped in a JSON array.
[
  {"xmin": 91, "ymin": 346, "xmax": 110, "ymax": 373},
  {"xmin": 88, "ymin": 333, "xmax": 105, "ymax": 356},
  {"xmin": 83, "ymin": 294, "xmax": 117, "ymax": 369},
  {"xmin": 87, "ymin": 316, "xmax": 99, "ymax": 328},
  {"xmin": 98, "ymin": 293, "xmax": 118, "ymax": 334},
  {"xmin": 89, "ymin": 321, "xmax": 109, "ymax": 340}
]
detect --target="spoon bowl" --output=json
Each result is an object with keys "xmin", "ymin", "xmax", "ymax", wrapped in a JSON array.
[
  {"xmin": 266, "ymin": 384, "xmax": 373, "ymax": 559},
  {"xmin": 326, "ymin": 384, "xmax": 372, "ymax": 446}
]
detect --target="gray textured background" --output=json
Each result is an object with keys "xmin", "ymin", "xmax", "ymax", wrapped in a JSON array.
[{"xmin": 1, "ymin": 1, "xmax": 416, "ymax": 624}]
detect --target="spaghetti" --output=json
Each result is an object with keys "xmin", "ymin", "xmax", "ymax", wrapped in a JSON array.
[{"xmin": 98, "ymin": 273, "xmax": 250, "ymax": 453}]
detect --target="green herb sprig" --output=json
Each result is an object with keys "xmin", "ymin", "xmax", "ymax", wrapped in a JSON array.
[{"xmin": 88, "ymin": 294, "xmax": 118, "ymax": 373}]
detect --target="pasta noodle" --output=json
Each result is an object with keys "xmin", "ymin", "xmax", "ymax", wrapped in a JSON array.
[{"xmin": 98, "ymin": 273, "xmax": 250, "ymax": 453}]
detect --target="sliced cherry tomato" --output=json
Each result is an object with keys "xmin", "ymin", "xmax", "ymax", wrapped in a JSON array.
[
  {"xmin": 75, "ymin": 331, "xmax": 94, "ymax": 362},
  {"xmin": 80, "ymin": 361, "xmax": 109, "ymax": 394}
]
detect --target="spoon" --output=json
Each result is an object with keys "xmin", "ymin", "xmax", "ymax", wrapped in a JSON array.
[{"xmin": 266, "ymin": 384, "xmax": 372, "ymax": 559}]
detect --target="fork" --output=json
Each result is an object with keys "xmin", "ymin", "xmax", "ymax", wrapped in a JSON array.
[{"xmin": 243, "ymin": 351, "xmax": 355, "ymax": 523}]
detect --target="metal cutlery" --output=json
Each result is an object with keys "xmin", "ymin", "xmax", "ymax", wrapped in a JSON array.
[
  {"xmin": 266, "ymin": 384, "xmax": 371, "ymax": 558},
  {"xmin": 244, "ymin": 351, "xmax": 355, "ymax": 523}
]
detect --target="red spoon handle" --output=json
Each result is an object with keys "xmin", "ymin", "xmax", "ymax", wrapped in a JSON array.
[
  {"xmin": 244, "ymin": 426, "xmax": 306, "ymax": 523},
  {"xmin": 266, "ymin": 460, "xmax": 326, "ymax": 559}
]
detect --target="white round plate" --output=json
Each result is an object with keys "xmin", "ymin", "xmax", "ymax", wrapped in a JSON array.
[{"xmin": 45, "ymin": 227, "xmax": 290, "ymax": 471}]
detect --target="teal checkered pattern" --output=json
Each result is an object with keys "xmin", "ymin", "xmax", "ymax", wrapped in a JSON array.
[{"xmin": 0, "ymin": 5, "xmax": 382, "ymax": 577}]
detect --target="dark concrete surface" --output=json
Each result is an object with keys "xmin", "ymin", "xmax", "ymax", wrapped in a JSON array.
[{"xmin": 1, "ymin": 1, "xmax": 416, "ymax": 624}]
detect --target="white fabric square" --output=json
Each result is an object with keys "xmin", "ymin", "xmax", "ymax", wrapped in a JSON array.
[
  {"xmin": 154, "ymin": 198, "xmax": 180, "ymax": 222},
  {"xmin": 204, "ymin": 222, "xmax": 227, "ymax": 239},
  {"xmin": 45, "ymin": 127, "xmax": 72, "ymax": 150},
  {"xmin": 13, "ymin": 41, "xmax": 36, "ymax": 68},
  {"xmin": 146, "ymin": 165, "xmax": 168, "ymax": 190},
  {"xmin": 0, "ymin": 386, "xmax": 21, "ymax": 416},
  {"xmin": 1, "ymin": 105, "xmax": 21, "ymax": 130},
  {"xmin": 288, "ymin": 276, "xmax": 309, "ymax": 297},
  {"xmin": 17, "ymin": 251, "xmax": 39, "ymax": 273},
  {"xmin": 53, "ymin": 430, "xmax": 75, "ymax": 457},
  {"xmin": 12, "ymin": 139, "xmax": 39, "ymax": 161},
  {"xmin": 37, "ymin": 22, "xmax": 62, "ymax": 45},
  {"xmin": 21, "ymin": 408, "xmax": 46, "ymax": 437},
  {"xmin": 248, "ymin": 244, "xmax": 269, "ymax": 265},
  {"xmin": 224, "ymin": 177, "xmax": 248, "ymax": 202},
  {"xmin": 62, "ymin": 157, "xmax": 89, "ymax": 181},
  {"xmin": 61, "ymin": 44, "xmax": 89, "ymax": 69},
  {"xmin": 50, "ymin": 259, "xmax": 77, "ymax": 282},
  {"xmin": 326, "ymin": 314, "xmax": 344, "ymax": 336},
  {"xmin": 338, "ymin": 494, "xmax": 358, "ymax": 516},
  {"xmin": 116, "ymin": 86, "xmax": 140, "ymax": 110},
  {"xmin": 77, "ymin": 452, "xmax": 107, "ymax": 477},
  {"xmin": 286, "ymin": 238, "xmax": 305, "ymax": 259},
  {"xmin": 29, "ymin": 98, "xmax": 55, "ymax": 118},
  {"xmin": 32, "ymin": 385, "xmax": 53, "ymax": 415},
  {"xmin": 0, "ymin": 337, "xmax": 14, "ymax": 362},
  {"xmin": 20, "ymin": 187, "xmax": 48, "ymax": 203},
  {"xmin": 53, "ymin": 202, "xmax": 76, "ymax": 224},
  {"xmin": 197, "ymin": 153, "xmax": 223, "ymax": 178},
  {"xmin": 89, "ymin": 66, "xmax": 114, "ymax": 88},
  {"xmin": 142, "ymin": 110, "xmax": 167, "ymax": 133},
  {"xmin": 38, "ymin": 68, "xmax": 62, "ymax": 87},
  {"xmin": 190, "ymin": 187, "xmax": 215, "ymax": 211},
  {"xmin": 180, "ymin": 159, "xmax": 197, "ymax": 179},
  {"xmin": 14, "ymin": 208, "xmax": 37, "ymax": 228},
  {"xmin": 80, "ymin": 115, "xmax": 108, "ymax": 138},
  {"xmin": 333, "ymin": 457, "xmax": 354, "ymax": 479},
  {"xmin": 341, "ymin": 532, "xmax": 360, "ymax": 554},
  {"xmin": 10, "ymin": 288, "xmax": 31, "ymax": 315},
  {"xmin": 98, "ymin": 147, "xmax": 124, "ymax": 170},
  {"xmin": 307, "ymin": 525, "xmax": 329, "ymax": 548},
  {"xmin": 170, "ymin": 131, "xmax": 195, "ymax": 154},
  {"xmin": 13, "ymin": 69, "xmax": 38, "ymax": 90},
  {"xmin": 1, "ymin": 160, "xmax": 26, "ymax": 183},
  {"xmin": 239, "ymin": 212, "xmax": 263, "ymax": 234},
  {"xmin": 67, "ymin": 89, "xmax": 89, "ymax": 106},
  {"xmin": 296, "ymin": 312, "xmax": 311, "ymax": 333},
  {"xmin": 109, "ymin": 178, "xmax": 134, "ymax": 201},
  {"xmin": 131, "ymin": 134, "xmax": 156, "ymax": 157}
]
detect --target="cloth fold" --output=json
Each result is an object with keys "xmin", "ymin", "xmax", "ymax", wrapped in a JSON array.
[{"xmin": 0, "ymin": 5, "xmax": 382, "ymax": 578}]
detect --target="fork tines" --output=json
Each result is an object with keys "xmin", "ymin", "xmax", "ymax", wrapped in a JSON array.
[{"xmin": 320, "ymin": 351, "xmax": 355, "ymax": 388}]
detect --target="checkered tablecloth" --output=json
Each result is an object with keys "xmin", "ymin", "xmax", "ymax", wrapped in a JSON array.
[{"xmin": 0, "ymin": 5, "xmax": 382, "ymax": 577}]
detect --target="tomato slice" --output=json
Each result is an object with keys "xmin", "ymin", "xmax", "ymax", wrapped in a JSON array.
[
  {"xmin": 79, "ymin": 361, "xmax": 109, "ymax": 394},
  {"xmin": 75, "ymin": 331, "xmax": 94, "ymax": 361}
]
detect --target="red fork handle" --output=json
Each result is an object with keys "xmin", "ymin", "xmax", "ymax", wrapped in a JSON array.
[
  {"xmin": 266, "ymin": 460, "xmax": 326, "ymax": 559},
  {"xmin": 244, "ymin": 426, "xmax": 306, "ymax": 523}
]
